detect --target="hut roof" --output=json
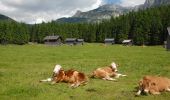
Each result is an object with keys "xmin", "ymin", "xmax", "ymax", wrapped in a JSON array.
[
  {"xmin": 105, "ymin": 38, "xmax": 114, "ymax": 41},
  {"xmin": 122, "ymin": 40, "xmax": 132, "ymax": 43},
  {"xmin": 44, "ymin": 36, "xmax": 60, "ymax": 40},
  {"xmin": 167, "ymin": 27, "xmax": 170, "ymax": 35},
  {"xmin": 77, "ymin": 39, "xmax": 84, "ymax": 42},
  {"xmin": 65, "ymin": 38, "xmax": 77, "ymax": 41}
]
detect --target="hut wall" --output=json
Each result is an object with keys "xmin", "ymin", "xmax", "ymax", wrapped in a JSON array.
[{"xmin": 167, "ymin": 35, "xmax": 170, "ymax": 50}]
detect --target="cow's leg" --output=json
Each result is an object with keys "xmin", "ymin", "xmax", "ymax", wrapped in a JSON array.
[
  {"xmin": 74, "ymin": 82, "xmax": 80, "ymax": 88},
  {"xmin": 70, "ymin": 83, "xmax": 76, "ymax": 87},
  {"xmin": 51, "ymin": 81, "xmax": 56, "ymax": 85},
  {"xmin": 40, "ymin": 78, "xmax": 52, "ymax": 82},
  {"xmin": 150, "ymin": 89, "xmax": 160, "ymax": 95},
  {"xmin": 121, "ymin": 74, "xmax": 127, "ymax": 77},
  {"xmin": 166, "ymin": 88, "xmax": 170, "ymax": 92},
  {"xmin": 136, "ymin": 90, "xmax": 142, "ymax": 96},
  {"xmin": 115, "ymin": 73, "xmax": 127, "ymax": 78},
  {"xmin": 103, "ymin": 76, "xmax": 116, "ymax": 81}
]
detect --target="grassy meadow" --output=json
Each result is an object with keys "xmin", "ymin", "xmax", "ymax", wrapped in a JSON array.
[{"xmin": 0, "ymin": 44, "xmax": 170, "ymax": 100}]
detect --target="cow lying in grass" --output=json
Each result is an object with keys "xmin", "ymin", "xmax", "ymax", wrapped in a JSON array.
[
  {"xmin": 90, "ymin": 62, "xmax": 127, "ymax": 81},
  {"xmin": 40, "ymin": 65, "xmax": 88, "ymax": 88},
  {"xmin": 136, "ymin": 75, "xmax": 170, "ymax": 96}
]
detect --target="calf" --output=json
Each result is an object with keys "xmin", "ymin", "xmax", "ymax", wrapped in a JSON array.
[
  {"xmin": 40, "ymin": 65, "xmax": 88, "ymax": 88},
  {"xmin": 90, "ymin": 62, "xmax": 127, "ymax": 81},
  {"xmin": 136, "ymin": 75, "xmax": 170, "ymax": 95},
  {"xmin": 52, "ymin": 69, "xmax": 88, "ymax": 87}
]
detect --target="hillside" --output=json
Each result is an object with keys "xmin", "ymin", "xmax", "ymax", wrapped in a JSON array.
[{"xmin": 0, "ymin": 14, "xmax": 14, "ymax": 21}]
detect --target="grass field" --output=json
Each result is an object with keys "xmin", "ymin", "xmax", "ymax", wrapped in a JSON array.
[{"xmin": 0, "ymin": 44, "xmax": 170, "ymax": 100}]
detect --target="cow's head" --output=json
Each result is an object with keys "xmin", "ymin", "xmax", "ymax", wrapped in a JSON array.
[
  {"xmin": 53, "ymin": 65, "xmax": 62, "ymax": 73},
  {"xmin": 136, "ymin": 76, "xmax": 156, "ymax": 95},
  {"xmin": 52, "ymin": 65, "xmax": 62, "ymax": 80},
  {"xmin": 111, "ymin": 62, "xmax": 118, "ymax": 72}
]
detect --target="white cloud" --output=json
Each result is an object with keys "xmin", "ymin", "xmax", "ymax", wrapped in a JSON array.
[
  {"xmin": 0, "ymin": 0, "xmax": 103, "ymax": 24},
  {"xmin": 120, "ymin": 0, "xmax": 145, "ymax": 7},
  {"xmin": 0, "ymin": 0, "xmax": 146, "ymax": 24}
]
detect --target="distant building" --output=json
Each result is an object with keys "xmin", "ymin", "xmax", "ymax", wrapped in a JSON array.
[
  {"xmin": 104, "ymin": 38, "xmax": 115, "ymax": 45},
  {"xmin": 167, "ymin": 27, "xmax": 170, "ymax": 51},
  {"xmin": 122, "ymin": 39, "xmax": 133, "ymax": 46},
  {"xmin": 0, "ymin": 39, "xmax": 7, "ymax": 45},
  {"xmin": 77, "ymin": 39, "xmax": 84, "ymax": 45},
  {"xmin": 65, "ymin": 38, "xmax": 77, "ymax": 45},
  {"xmin": 163, "ymin": 41, "xmax": 167, "ymax": 48},
  {"xmin": 44, "ymin": 35, "xmax": 62, "ymax": 45}
]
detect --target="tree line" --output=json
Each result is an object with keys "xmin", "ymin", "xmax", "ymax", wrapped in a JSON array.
[{"xmin": 0, "ymin": 5, "xmax": 170, "ymax": 45}]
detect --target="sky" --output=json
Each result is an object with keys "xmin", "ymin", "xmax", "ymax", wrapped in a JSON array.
[{"xmin": 0, "ymin": 0, "xmax": 145, "ymax": 24}]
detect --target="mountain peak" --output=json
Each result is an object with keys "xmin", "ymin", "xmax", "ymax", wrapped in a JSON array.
[{"xmin": 73, "ymin": 10, "xmax": 82, "ymax": 17}]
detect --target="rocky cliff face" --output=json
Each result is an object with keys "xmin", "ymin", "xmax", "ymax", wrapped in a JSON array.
[
  {"xmin": 143, "ymin": 0, "xmax": 170, "ymax": 8},
  {"xmin": 57, "ymin": 4, "xmax": 131, "ymax": 23},
  {"xmin": 56, "ymin": 0, "xmax": 170, "ymax": 23}
]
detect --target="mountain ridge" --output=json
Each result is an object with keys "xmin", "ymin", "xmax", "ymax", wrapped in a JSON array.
[
  {"xmin": 56, "ymin": 0, "xmax": 170, "ymax": 23},
  {"xmin": 0, "ymin": 14, "xmax": 14, "ymax": 21}
]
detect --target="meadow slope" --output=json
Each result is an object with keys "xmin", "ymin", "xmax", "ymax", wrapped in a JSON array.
[{"xmin": 0, "ymin": 44, "xmax": 170, "ymax": 100}]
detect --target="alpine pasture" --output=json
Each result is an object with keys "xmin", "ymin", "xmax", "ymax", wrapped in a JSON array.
[{"xmin": 0, "ymin": 44, "xmax": 170, "ymax": 100}]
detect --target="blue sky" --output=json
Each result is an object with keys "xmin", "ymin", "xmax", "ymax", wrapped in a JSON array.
[{"xmin": 105, "ymin": 0, "xmax": 120, "ymax": 4}]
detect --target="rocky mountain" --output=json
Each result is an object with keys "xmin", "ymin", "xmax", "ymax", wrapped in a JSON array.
[
  {"xmin": 57, "ymin": 4, "xmax": 132, "ymax": 23},
  {"xmin": 143, "ymin": 0, "xmax": 170, "ymax": 8},
  {"xmin": 56, "ymin": 0, "xmax": 170, "ymax": 23}
]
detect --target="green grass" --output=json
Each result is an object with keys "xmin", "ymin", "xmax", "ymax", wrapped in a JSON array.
[{"xmin": 0, "ymin": 44, "xmax": 170, "ymax": 100}]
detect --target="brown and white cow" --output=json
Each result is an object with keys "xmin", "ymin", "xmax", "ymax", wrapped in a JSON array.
[
  {"xmin": 90, "ymin": 62, "xmax": 127, "ymax": 81},
  {"xmin": 136, "ymin": 75, "xmax": 170, "ymax": 96},
  {"xmin": 40, "ymin": 65, "xmax": 88, "ymax": 88}
]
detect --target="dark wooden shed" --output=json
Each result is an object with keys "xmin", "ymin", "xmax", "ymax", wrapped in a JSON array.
[
  {"xmin": 44, "ymin": 36, "xmax": 62, "ymax": 45},
  {"xmin": 167, "ymin": 27, "xmax": 170, "ymax": 51},
  {"xmin": 0, "ymin": 39, "xmax": 8, "ymax": 45},
  {"xmin": 65, "ymin": 38, "xmax": 77, "ymax": 45},
  {"xmin": 104, "ymin": 38, "xmax": 115, "ymax": 45},
  {"xmin": 122, "ymin": 39, "xmax": 133, "ymax": 46},
  {"xmin": 77, "ymin": 39, "xmax": 84, "ymax": 45}
]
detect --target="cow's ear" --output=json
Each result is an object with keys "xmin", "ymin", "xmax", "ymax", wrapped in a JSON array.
[{"xmin": 151, "ymin": 82, "xmax": 156, "ymax": 86}]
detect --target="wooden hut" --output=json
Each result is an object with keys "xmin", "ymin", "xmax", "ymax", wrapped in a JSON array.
[
  {"xmin": 77, "ymin": 39, "xmax": 84, "ymax": 45},
  {"xmin": 167, "ymin": 27, "xmax": 170, "ymax": 51},
  {"xmin": 122, "ymin": 39, "xmax": 133, "ymax": 46},
  {"xmin": 65, "ymin": 38, "xmax": 77, "ymax": 45},
  {"xmin": 44, "ymin": 35, "xmax": 62, "ymax": 45},
  {"xmin": 0, "ymin": 39, "xmax": 8, "ymax": 45},
  {"xmin": 104, "ymin": 38, "xmax": 115, "ymax": 45}
]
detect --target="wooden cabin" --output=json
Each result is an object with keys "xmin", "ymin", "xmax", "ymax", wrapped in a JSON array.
[
  {"xmin": 77, "ymin": 39, "xmax": 84, "ymax": 45},
  {"xmin": 122, "ymin": 39, "xmax": 133, "ymax": 46},
  {"xmin": 167, "ymin": 27, "xmax": 170, "ymax": 51},
  {"xmin": 44, "ymin": 36, "xmax": 62, "ymax": 45},
  {"xmin": 104, "ymin": 38, "xmax": 115, "ymax": 45},
  {"xmin": 65, "ymin": 38, "xmax": 77, "ymax": 45}
]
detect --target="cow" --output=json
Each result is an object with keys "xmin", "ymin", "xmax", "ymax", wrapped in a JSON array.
[
  {"xmin": 90, "ymin": 62, "xmax": 127, "ymax": 81},
  {"xmin": 40, "ymin": 65, "xmax": 88, "ymax": 88},
  {"xmin": 136, "ymin": 75, "xmax": 170, "ymax": 96}
]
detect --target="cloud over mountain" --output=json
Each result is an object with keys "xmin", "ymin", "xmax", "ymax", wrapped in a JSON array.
[
  {"xmin": 120, "ymin": 0, "xmax": 145, "ymax": 7},
  {"xmin": 0, "ymin": 0, "xmax": 146, "ymax": 23},
  {"xmin": 0, "ymin": 0, "xmax": 103, "ymax": 23}
]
